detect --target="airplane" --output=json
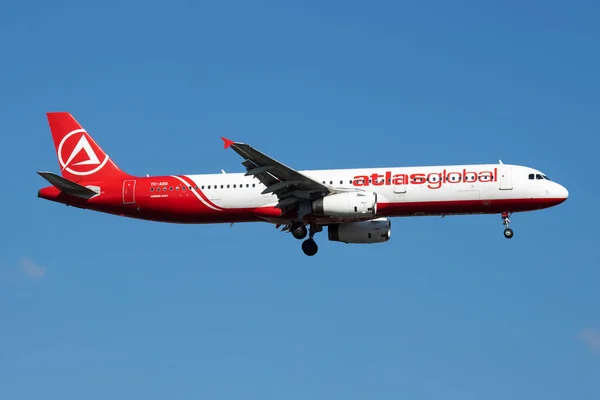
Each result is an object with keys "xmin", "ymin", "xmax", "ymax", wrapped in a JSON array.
[{"xmin": 37, "ymin": 112, "xmax": 569, "ymax": 256}]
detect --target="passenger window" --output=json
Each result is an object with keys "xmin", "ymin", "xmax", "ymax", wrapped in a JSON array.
[
  {"xmin": 150, "ymin": 187, "xmax": 154, "ymax": 192},
  {"xmin": 227, "ymin": 184, "xmax": 230, "ymax": 188},
  {"xmin": 176, "ymin": 186, "xmax": 179, "ymax": 191},
  {"xmin": 182, "ymin": 186, "xmax": 186, "ymax": 191},
  {"xmin": 252, "ymin": 184, "xmax": 255, "ymax": 187},
  {"xmin": 201, "ymin": 186, "xmax": 205, "ymax": 189},
  {"xmin": 169, "ymin": 187, "xmax": 173, "ymax": 191},
  {"xmin": 233, "ymin": 184, "xmax": 236, "ymax": 188}
]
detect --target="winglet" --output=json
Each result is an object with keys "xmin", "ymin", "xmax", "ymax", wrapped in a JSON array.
[{"xmin": 221, "ymin": 137, "xmax": 235, "ymax": 149}]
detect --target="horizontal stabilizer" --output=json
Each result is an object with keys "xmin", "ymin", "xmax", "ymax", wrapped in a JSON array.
[{"xmin": 37, "ymin": 171, "xmax": 99, "ymax": 199}]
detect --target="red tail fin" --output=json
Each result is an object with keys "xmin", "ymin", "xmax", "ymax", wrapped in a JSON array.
[{"xmin": 46, "ymin": 112, "xmax": 130, "ymax": 182}]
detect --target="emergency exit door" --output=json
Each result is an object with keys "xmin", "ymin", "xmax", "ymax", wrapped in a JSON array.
[
  {"xmin": 393, "ymin": 182, "xmax": 406, "ymax": 194},
  {"xmin": 123, "ymin": 180, "xmax": 136, "ymax": 204}
]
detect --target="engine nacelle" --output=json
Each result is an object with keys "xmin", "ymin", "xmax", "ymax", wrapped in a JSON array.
[
  {"xmin": 328, "ymin": 217, "xmax": 391, "ymax": 244},
  {"xmin": 312, "ymin": 192, "xmax": 377, "ymax": 218}
]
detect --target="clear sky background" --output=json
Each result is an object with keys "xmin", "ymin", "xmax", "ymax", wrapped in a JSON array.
[{"xmin": 1, "ymin": 1, "xmax": 599, "ymax": 399}]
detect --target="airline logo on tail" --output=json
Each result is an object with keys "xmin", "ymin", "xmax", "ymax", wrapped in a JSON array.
[{"xmin": 58, "ymin": 129, "xmax": 109, "ymax": 176}]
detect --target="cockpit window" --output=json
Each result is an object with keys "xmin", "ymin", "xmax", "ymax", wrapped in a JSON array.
[{"xmin": 529, "ymin": 173, "xmax": 551, "ymax": 181}]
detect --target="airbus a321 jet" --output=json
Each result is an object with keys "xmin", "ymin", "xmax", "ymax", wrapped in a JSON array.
[{"xmin": 37, "ymin": 112, "xmax": 569, "ymax": 256}]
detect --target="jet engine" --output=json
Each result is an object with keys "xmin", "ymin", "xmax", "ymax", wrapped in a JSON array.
[
  {"xmin": 328, "ymin": 217, "xmax": 391, "ymax": 244},
  {"xmin": 312, "ymin": 192, "xmax": 377, "ymax": 218}
]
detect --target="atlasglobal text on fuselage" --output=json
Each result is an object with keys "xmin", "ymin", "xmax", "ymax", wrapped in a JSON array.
[
  {"xmin": 37, "ymin": 112, "xmax": 569, "ymax": 256},
  {"xmin": 351, "ymin": 169, "xmax": 499, "ymax": 188}
]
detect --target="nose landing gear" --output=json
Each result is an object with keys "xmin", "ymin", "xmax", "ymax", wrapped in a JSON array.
[{"xmin": 502, "ymin": 212, "xmax": 513, "ymax": 239}]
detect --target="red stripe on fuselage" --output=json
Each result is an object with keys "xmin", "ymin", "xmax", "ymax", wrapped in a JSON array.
[{"xmin": 175, "ymin": 175, "xmax": 224, "ymax": 211}]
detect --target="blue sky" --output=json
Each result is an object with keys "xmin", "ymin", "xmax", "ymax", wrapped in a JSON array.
[{"xmin": 1, "ymin": 0, "xmax": 599, "ymax": 398}]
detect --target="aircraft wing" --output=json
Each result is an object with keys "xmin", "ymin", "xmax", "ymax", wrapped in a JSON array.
[{"xmin": 221, "ymin": 137, "xmax": 334, "ymax": 211}]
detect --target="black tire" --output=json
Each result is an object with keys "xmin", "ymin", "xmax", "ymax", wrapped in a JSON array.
[
  {"xmin": 291, "ymin": 223, "xmax": 308, "ymax": 240},
  {"xmin": 504, "ymin": 228, "xmax": 514, "ymax": 239},
  {"xmin": 301, "ymin": 238, "xmax": 318, "ymax": 256}
]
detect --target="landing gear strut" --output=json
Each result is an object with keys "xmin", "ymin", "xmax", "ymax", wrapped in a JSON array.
[
  {"xmin": 301, "ymin": 224, "xmax": 322, "ymax": 256},
  {"xmin": 502, "ymin": 212, "xmax": 513, "ymax": 239},
  {"xmin": 291, "ymin": 223, "xmax": 308, "ymax": 240}
]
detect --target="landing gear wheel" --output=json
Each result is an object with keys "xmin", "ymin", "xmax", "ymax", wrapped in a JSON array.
[
  {"xmin": 291, "ymin": 223, "xmax": 308, "ymax": 240},
  {"xmin": 301, "ymin": 238, "xmax": 318, "ymax": 256},
  {"xmin": 504, "ymin": 228, "xmax": 514, "ymax": 239}
]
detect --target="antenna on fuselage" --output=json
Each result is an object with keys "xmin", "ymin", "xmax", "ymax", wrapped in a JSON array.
[{"xmin": 499, "ymin": 160, "xmax": 504, "ymax": 164}]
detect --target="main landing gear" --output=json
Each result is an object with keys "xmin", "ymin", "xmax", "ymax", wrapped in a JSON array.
[
  {"xmin": 290, "ymin": 222, "xmax": 308, "ymax": 240},
  {"xmin": 302, "ymin": 238, "xmax": 318, "ymax": 256},
  {"xmin": 502, "ymin": 212, "xmax": 514, "ymax": 239},
  {"xmin": 294, "ymin": 223, "xmax": 322, "ymax": 256}
]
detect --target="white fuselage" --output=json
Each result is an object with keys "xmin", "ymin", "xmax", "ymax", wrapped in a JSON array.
[{"xmin": 180, "ymin": 163, "xmax": 568, "ymax": 212}]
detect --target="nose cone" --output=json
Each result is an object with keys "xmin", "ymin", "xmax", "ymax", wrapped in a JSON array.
[{"xmin": 552, "ymin": 182, "xmax": 569, "ymax": 203}]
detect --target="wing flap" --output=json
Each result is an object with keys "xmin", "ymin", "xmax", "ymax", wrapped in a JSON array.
[
  {"xmin": 261, "ymin": 179, "xmax": 304, "ymax": 195},
  {"xmin": 244, "ymin": 165, "xmax": 276, "ymax": 176}
]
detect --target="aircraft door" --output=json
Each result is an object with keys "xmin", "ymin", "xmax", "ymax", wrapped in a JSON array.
[
  {"xmin": 393, "ymin": 182, "xmax": 406, "ymax": 194},
  {"xmin": 499, "ymin": 167, "xmax": 513, "ymax": 190},
  {"xmin": 123, "ymin": 180, "xmax": 136, "ymax": 204}
]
